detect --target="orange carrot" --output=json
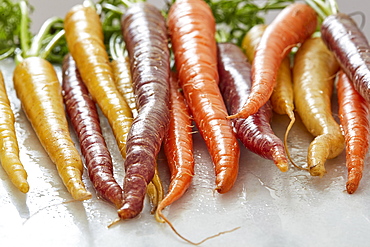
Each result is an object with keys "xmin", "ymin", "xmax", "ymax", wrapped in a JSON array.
[
  {"xmin": 241, "ymin": 24, "xmax": 295, "ymax": 166},
  {"xmin": 155, "ymin": 71, "xmax": 194, "ymax": 223},
  {"xmin": 293, "ymin": 37, "xmax": 344, "ymax": 177},
  {"xmin": 241, "ymin": 24, "xmax": 294, "ymax": 120},
  {"xmin": 228, "ymin": 2, "xmax": 317, "ymax": 119},
  {"xmin": 64, "ymin": 4, "xmax": 133, "ymax": 160},
  {"xmin": 0, "ymin": 70, "xmax": 29, "ymax": 193},
  {"xmin": 337, "ymin": 70, "xmax": 370, "ymax": 193},
  {"xmin": 168, "ymin": 0, "xmax": 240, "ymax": 194}
]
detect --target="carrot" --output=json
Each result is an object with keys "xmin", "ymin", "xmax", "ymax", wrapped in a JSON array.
[
  {"xmin": 305, "ymin": 0, "xmax": 370, "ymax": 102},
  {"xmin": 241, "ymin": 24, "xmax": 294, "ymax": 120},
  {"xmin": 147, "ymin": 165, "xmax": 164, "ymax": 214},
  {"xmin": 322, "ymin": 16, "xmax": 370, "ymax": 102},
  {"xmin": 62, "ymin": 54, "xmax": 123, "ymax": 208},
  {"xmin": 109, "ymin": 33, "xmax": 138, "ymax": 118},
  {"xmin": 107, "ymin": 30, "xmax": 163, "ymax": 213},
  {"xmin": 155, "ymin": 71, "xmax": 194, "ymax": 222},
  {"xmin": 337, "ymin": 70, "xmax": 370, "ymax": 194},
  {"xmin": 64, "ymin": 3, "xmax": 133, "ymax": 160},
  {"xmin": 292, "ymin": 37, "xmax": 344, "ymax": 177},
  {"xmin": 13, "ymin": 57, "xmax": 91, "ymax": 200},
  {"xmin": 228, "ymin": 2, "xmax": 317, "ymax": 119},
  {"xmin": 168, "ymin": 0, "xmax": 240, "ymax": 194},
  {"xmin": 241, "ymin": 24, "xmax": 296, "ymax": 167},
  {"xmin": 118, "ymin": 2, "xmax": 170, "ymax": 219},
  {"xmin": 155, "ymin": 71, "xmax": 237, "ymax": 244},
  {"xmin": 217, "ymin": 42, "xmax": 288, "ymax": 172},
  {"xmin": 0, "ymin": 70, "xmax": 29, "ymax": 193},
  {"xmin": 10, "ymin": 1, "xmax": 91, "ymax": 200}
]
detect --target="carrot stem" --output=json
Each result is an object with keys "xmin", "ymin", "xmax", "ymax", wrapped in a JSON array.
[
  {"xmin": 19, "ymin": 0, "xmax": 30, "ymax": 58},
  {"xmin": 27, "ymin": 17, "xmax": 63, "ymax": 57}
]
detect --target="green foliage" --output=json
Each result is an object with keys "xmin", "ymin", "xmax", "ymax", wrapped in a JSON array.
[
  {"xmin": 0, "ymin": 0, "xmax": 32, "ymax": 59},
  {"xmin": 204, "ymin": 0, "xmax": 295, "ymax": 45}
]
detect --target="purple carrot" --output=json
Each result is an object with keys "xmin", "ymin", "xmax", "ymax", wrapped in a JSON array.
[
  {"xmin": 119, "ymin": 2, "xmax": 170, "ymax": 219},
  {"xmin": 62, "ymin": 54, "xmax": 123, "ymax": 208},
  {"xmin": 306, "ymin": 0, "xmax": 370, "ymax": 102},
  {"xmin": 217, "ymin": 43, "xmax": 289, "ymax": 172},
  {"xmin": 321, "ymin": 13, "xmax": 370, "ymax": 102}
]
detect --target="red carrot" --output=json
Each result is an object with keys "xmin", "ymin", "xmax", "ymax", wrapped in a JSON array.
[
  {"xmin": 217, "ymin": 42, "xmax": 289, "ymax": 172},
  {"xmin": 118, "ymin": 2, "xmax": 170, "ymax": 219},
  {"xmin": 337, "ymin": 70, "xmax": 370, "ymax": 194},
  {"xmin": 155, "ymin": 71, "xmax": 194, "ymax": 223},
  {"xmin": 228, "ymin": 2, "xmax": 317, "ymax": 119},
  {"xmin": 168, "ymin": 0, "xmax": 240, "ymax": 194},
  {"xmin": 62, "ymin": 54, "xmax": 123, "ymax": 208},
  {"xmin": 64, "ymin": 4, "xmax": 133, "ymax": 161}
]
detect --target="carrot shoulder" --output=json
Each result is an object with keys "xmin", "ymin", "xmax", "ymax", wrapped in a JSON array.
[
  {"xmin": 13, "ymin": 57, "xmax": 91, "ymax": 200},
  {"xmin": 64, "ymin": 4, "xmax": 133, "ymax": 159},
  {"xmin": 229, "ymin": 2, "xmax": 317, "ymax": 119},
  {"xmin": 337, "ymin": 70, "xmax": 370, "ymax": 193},
  {"xmin": 0, "ymin": 70, "xmax": 29, "ymax": 193},
  {"xmin": 168, "ymin": 0, "xmax": 240, "ymax": 194}
]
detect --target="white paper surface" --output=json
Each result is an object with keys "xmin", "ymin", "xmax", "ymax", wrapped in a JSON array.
[{"xmin": 2, "ymin": 1, "xmax": 370, "ymax": 247}]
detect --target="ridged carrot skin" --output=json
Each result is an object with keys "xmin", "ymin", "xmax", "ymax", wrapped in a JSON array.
[
  {"xmin": 241, "ymin": 24, "xmax": 294, "ymax": 118},
  {"xmin": 321, "ymin": 13, "xmax": 370, "ymax": 103},
  {"xmin": 293, "ymin": 37, "xmax": 344, "ymax": 177},
  {"xmin": 119, "ymin": 2, "xmax": 170, "ymax": 219},
  {"xmin": 155, "ymin": 72, "xmax": 194, "ymax": 222},
  {"xmin": 168, "ymin": 0, "xmax": 240, "ymax": 194},
  {"xmin": 337, "ymin": 70, "xmax": 370, "ymax": 194},
  {"xmin": 64, "ymin": 5, "xmax": 133, "ymax": 159},
  {"xmin": 242, "ymin": 24, "xmax": 296, "ymax": 167},
  {"xmin": 62, "ymin": 54, "xmax": 123, "ymax": 208},
  {"xmin": 229, "ymin": 2, "xmax": 317, "ymax": 119},
  {"xmin": 217, "ymin": 43, "xmax": 288, "ymax": 172},
  {"xmin": 111, "ymin": 57, "xmax": 138, "ymax": 118},
  {"xmin": 111, "ymin": 55, "xmax": 163, "ymax": 212},
  {"xmin": 13, "ymin": 57, "xmax": 91, "ymax": 200},
  {"xmin": 0, "ymin": 71, "xmax": 29, "ymax": 193}
]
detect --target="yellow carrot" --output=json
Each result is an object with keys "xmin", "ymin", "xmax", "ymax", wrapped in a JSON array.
[
  {"xmin": 13, "ymin": 57, "xmax": 91, "ymax": 200},
  {"xmin": 64, "ymin": 4, "xmax": 133, "ymax": 159},
  {"xmin": 293, "ymin": 37, "xmax": 344, "ymax": 176},
  {"xmin": 111, "ymin": 57, "xmax": 138, "ymax": 118},
  {"xmin": 0, "ymin": 70, "xmax": 29, "ymax": 193}
]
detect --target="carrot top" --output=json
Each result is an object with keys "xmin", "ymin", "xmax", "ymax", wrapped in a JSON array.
[
  {"xmin": 204, "ymin": 0, "xmax": 295, "ymax": 44},
  {"xmin": 0, "ymin": 0, "xmax": 29, "ymax": 60},
  {"xmin": 0, "ymin": 0, "xmax": 67, "ymax": 63},
  {"xmin": 305, "ymin": 0, "xmax": 339, "ymax": 20}
]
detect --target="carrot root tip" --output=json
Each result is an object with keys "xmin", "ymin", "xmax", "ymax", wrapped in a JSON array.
[
  {"xmin": 346, "ymin": 182, "xmax": 359, "ymax": 194},
  {"xmin": 309, "ymin": 166, "xmax": 326, "ymax": 177}
]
